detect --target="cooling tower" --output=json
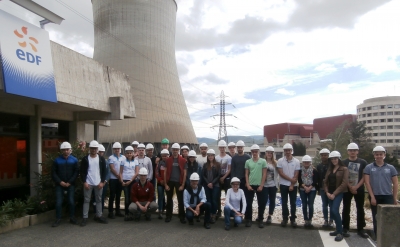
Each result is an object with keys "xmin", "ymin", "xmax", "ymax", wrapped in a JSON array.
[{"xmin": 91, "ymin": 0, "xmax": 197, "ymax": 144}]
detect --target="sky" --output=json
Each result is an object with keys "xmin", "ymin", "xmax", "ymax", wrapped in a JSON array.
[{"xmin": 1, "ymin": 0, "xmax": 400, "ymax": 139}]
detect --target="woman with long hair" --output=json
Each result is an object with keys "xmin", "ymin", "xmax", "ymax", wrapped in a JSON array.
[
  {"xmin": 264, "ymin": 146, "xmax": 279, "ymax": 225},
  {"xmin": 324, "ymin": 151, "xmax": 348, "ymax": 242},
  {"xmin": 202, "ymin": 149, "xmax": 221, "ymax": 223}
]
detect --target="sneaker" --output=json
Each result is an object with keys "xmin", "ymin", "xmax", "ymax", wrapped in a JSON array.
[
  {"xmin": 245, "ymin": 220, "xmax": 252, "ymax": 227},
  {"xmin": 94, "ymin": 216, "xmax": 108, "ymax": 224},
  {"xmin": 80, "ymin": 218, "xmax": 87, "ymax": 227},
  {"xmin": 189, "ymin": 220, "xmax": 194, "ymax": 225},
  {"xmin": 304, "ymin": 221, "xmax": 309, "ymax": 228},
  {"xmin": 158, "ymin": 213, "xmax": 163, "ymax": 220},
  {"xmin": 358, "ymin": 230, "xmax": 369, "ymax": 239},
  {"xmin": 258, "ymin": 222, "xmax": 264, "ymax": 228},
  {"xmin": 115, "ymin": 212, "xmax": 124, "ymax": 217},
  {"xmin": 335, "ymin": 234, "xmax": 343, "ymax": 242},
  {"xmin": 204, "ymin": 222, "xmax": 211, "ymax": 229},
  {"xmin": 266, "ymin": 216, "xmax": 272, "ymax": 225},
  {"xmin": 309, "ymin": 220, "xmax": 314, "ymax": 228},
  {"xmin": 322, "ymin": 220, "xmax": 329, "ymax": 227},
  {"xmin": 52, "ymin": 219, "xmax": 61, "ymax": 227},
  {"xmin": 330, "ymin": 231, "xmax": 338, "ymax": 236},
  {"xmin": 234, "ymin": 223, "xmax": 238, "ymax": 227},
  {"xmin": 145, "ymin": 215, "xmax": 151, "ymax": 221},
  {"xmin": 180, "ymin": 218, "xmax": 186, "ymax": 224},
  {"xmin": 290, "ymin": 221, "xmax": 297, "ymax": 228},
  {"xmin": 69, "ymin": 217, "xmax": 77, "ymax": 225},
  {"xmin": 280, "ymin": 220, "xmax": 288, "ymax": 227},
  {"xmin": 225, "ymin": 225, "xmax": 230, "ymax": 231},
  {"xmin": 343, "ymin": 229, "xmax": 350, "ymax": 238},
  {"xmin": 210, "ymin": 216, "xmax": 216, "ymax": 224},
  {"xmin": 165, "ymin": 217, "xmax": 171, "ymax": 223},
  {"xmin": 108, "ymin": 212, "xmax": 115, "ymax": 219}
]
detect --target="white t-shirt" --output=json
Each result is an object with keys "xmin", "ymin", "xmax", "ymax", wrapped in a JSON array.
[
  {"xmin": 87, "ymin": 155, "xmax": 101, "ymax": 186},
  {"xmin": 108, "ymin": 154, "xmax": 126, "ymax": 179},
  {"xmin": 277, "ymin": 156, "xmax": 300, "ymax": 186},
  {"xmin": 134, "ymin": 156, "xmax": 153, "ymax": 180},
  {"xmin": 197, "ymin": 155, "xmax": 207, "ymax": 168},
  {"xmin": 216, "ymin": 154, "xmax": 232, "ymax": 176},
  {"xmin": 121, "ymin": 159, "xmax": 138, "ymax": 181}
]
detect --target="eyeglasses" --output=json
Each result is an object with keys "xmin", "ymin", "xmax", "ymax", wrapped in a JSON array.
[{"xmin": 231, "ymin": 183, "xmax": 239, "ymax": 186}]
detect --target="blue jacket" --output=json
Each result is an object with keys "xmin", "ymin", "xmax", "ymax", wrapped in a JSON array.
[{"xmin": 52, "ymin": 155, "xmax": 79, "ymax": 185}]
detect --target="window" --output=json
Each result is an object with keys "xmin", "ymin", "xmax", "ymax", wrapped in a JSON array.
[
  {"xmin": 387, "ymin": 104, "xmax": 393, "ymax": 109},
  {"xmin": 380, "ymin": 119, "xmax": 386, "ymax": 122},
  {"xmin": 395, "ymin": 111, "xmax": 400, "ymax": 115},
  {"xmin": 362, "ymin": 114, "xmax": 366, "ymax": 117},
  {"xmin": 395, "ymin": 118, "xmax": 400, "ymax": 122},
  {"xmin": 372, "ymin": 126, "xmax": 379, "ymax": 130},
  {"xmin": 367, "ymin": 113, "xmax": 371, "ymax": 117},
  {"xmin": 395, "ymin": 104, "xmax": 400, "ymax": 109},
  {"xmin": 373, "ymin": 133, "xmax": 378, "ymax": 136},
  {"xmin": 395, "ymin": 125, "xmax": 400, "ymax": 129},
  {"xmin": 367, "ymin": 120, "xmax": 371, "ymax": 123},
  {"xmin": 373, "ymin": 113, "xmax": 378, "ymax": 116},
  {"xmin": 362, "ymin": 107, "xmax": 366, "ymax": 111},
  {"xmin": 374, "ymin": 140, "xmax": 378, "ymax": 143},
  {"xmin": 387, "ymin": 112, "xmax": 393, "ymax": 115},
  {"xmin": 380, "ymin": 140, "xmax": 386, "ymax": 143},
  {"xmin": 380, "ymin": 112, "xmax": 386, "ymax": 116},
  {"xmin": 388, "ymin": 119, "xmax": 393, "ymax": 122},
  {"xmin": 388, "ymin": 132, "xmax": 394, "ymax": 136},
  {"xmin": 396, "ymin": 139, "xmax": 400, "ymax": 143},
  {"xmin": 380, "ymin": 133, "xmax": 386, "ymax": 136},
  {"xmin": 372, "ymin": 106, "xmax": 379, "ymax": 110},
  {"xmin": 380, "ymin": 126, "xmax": 386, "ymax": 129},
  {"xmin": 388, "ymin": 126, "xmax": 393, "ymax": 129},
  {"xmin": 388, "ymin": 139, "xmax": 393, "ymax": 143},
  {"xmin": 381, "ymin": 105, "xmax": 386, "ymax": 109},
  {"xmin": 367, "ymin": 107, "xmax": 371, "ymax": 110},
  {"xmin": 395, "ymin": 132, "xmax": 400, "ymax": 136},
  {"xmin": 373, "ymin": 120, "xmax": 378, "ymax": 123}
]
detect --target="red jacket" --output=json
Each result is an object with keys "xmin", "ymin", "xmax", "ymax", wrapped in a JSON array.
[
  {"xmin": 131, "ymin": 180, "xmax": 154, "ymax": 203},
  {"xmin": 165, "ymin": 155, "xmax": 187, "ymax": 184},
  {"xmin": 156, "ymin": 162, "xmax": 166, "ymax": 184}
]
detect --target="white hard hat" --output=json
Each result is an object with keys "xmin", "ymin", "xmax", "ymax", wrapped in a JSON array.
[
  {"xmin": 207, "ymin": 149, "xmax": 216, "ymax": 155},
  {"xmin": 171, "ymin": 143, "xmax": 180, "ymax": 149},
  {"xmin": 60, "ymin": 142, "xmax": 72, "ymax": 150},
  {"xmin": 188, "ymin": 150, "xmax": 197, "ymax": 157},
  {"xmin": 265, "ymin": 146, "xmax": 274, "ymax": 152},
  {"xmin": 250, "ymin": 144, "xmax": 260, "ymax": 150},
  {"xmin": 145, "ymin": 143, "xmax": 154, "ymax": 150},
  {"xmin": 319, "ymin": 148, "xmax": 330, "ymax": 154},
  {"xmin": 125, "ymin": 146, "xmax": 134, "ymax": 151},
  {"xmin": 89, "ymin": 140, "xmax": 99, "ymax": 148},
  {"xmin": 98, "ymin": 144, "xmax": 105, "ymax": 152},
  {"xmin": 230, "ymin": 177, "xmax": 240, "ymax": 184},
  {"xmin": 161, "ymin": 149, "xmax": 170, "ymax": 155},
  {"xmin": 137, "ymin": 143, "xmax": 145, "ymax": 149},
  {"xmin": 283, "ymin": 143, "xmax": 293, "ymax": 150},
  {"xmin": 189, "ymin": 172, "xmax": 200, "ymax": 181},
  {"xmin": 218, "ymin": 140, "xmax": 227, "ymax": 147},
  {"xmin": 329, "ymin": 151, "xmax": 341, "ymax": 159},
  {"xmin": 373, "ymin": 146, "xmax": 386, "ymax": 153},
  {"xmin": 181, "ymin": 145, "xmax": 189, "ymax": 150},
  {"xmin": 112, "ymin": 142, "xmax": 122, "ymax": 149},
  {"xmin": 302, "ymin": 155, "xmax": 312, "ymax": 162},
  {"xmin": 131, "ymin": 141, "xmax": 139, "ymax": 146},
  {"xmin": 199, "ymin": 143, "xmax": 208, "ymax": 148},
  {"xmin": 347, "ymin": 143, "xmax": 359, "ymax": 150},
  {"xmin": 228, "ymin": 142, "xmax": 236, "ymax": 147},
  {"xmin": 236, "ymin": 140, "xmax": 245, "ymax": 147},
  {"xmin": 139, "ymin": 167, "xmax": 148, "ymax": 175}
]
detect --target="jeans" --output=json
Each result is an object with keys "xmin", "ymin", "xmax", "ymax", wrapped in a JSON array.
[
  {"xmin": 320, "ymin": 189, "xmax": 332, "ymax": 221},
  {"xmin": 328, "ymin": 192, "xmax": 344, "ymax": 234},
  {"xmin": 55, "ymin": 185, "xmax": 75, "ymax": 219},
  {"xmin": 157, "ymin": 185, "xmax": 166, "ymax": 212},
  {"xmin": 217, "ymin": 177, "xmax": 231, "ymax": 215},
  {"xmin": 83, "ymin": 185, "xmax": 103, "ymax": 218},
  {"xmin": 280, "ymin": 185, "xmax": 298, "ymax": 221},
  {"xmin": 108, "ymin": 179, "xmax": 122, "ymax": 213},
  {"xmin": 204, "ymin": 185, "xmax": 220, "ymax": 215},
  {"xmin": 342, "ymin": 191, "xmax": 365, "ymax": 231},
  {"xmin": 369, "ymin": 195, "xmax": 394, "ymax": 234},
  {"xmin": 165, "ymin": 181, "xmax": 185, "ymax": 219},
  {"xmin": 299, "ymin": 189, "xmax": 316, "ymax": 221},
  {"xmin": 245, "ymin": 185, "xmax": 267, "ymax": 221},
  {"xmin": 265, "ymin": 186, "xmax": 277, "ymax": 215},
  {"xmin": 224, "ymin": 205, "xmax": 243, "ymax": 226},
  {"xmin": 186, "ymin": 202, "xmax": 211, "ymax": 223},
  {"xmin": 122, "ymin": 180, "xmax": 134, "ymax": 215}
]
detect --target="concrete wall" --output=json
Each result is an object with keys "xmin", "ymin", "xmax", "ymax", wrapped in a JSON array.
[{"xmin": 377, "ymin": 204, "xmax": 400, "ymax": 247}]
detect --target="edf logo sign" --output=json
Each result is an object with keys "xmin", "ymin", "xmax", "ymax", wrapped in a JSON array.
[
  {"xmin": 14, "ymin": 26, "xmax": 42, "ymax": 65},
  {"xmin": 0, "ymin": 10, "xmax": 57, "ymax": 102}
]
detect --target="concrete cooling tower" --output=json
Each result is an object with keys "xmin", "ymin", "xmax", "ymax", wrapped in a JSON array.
[{"xmin": 91, "ymin": 0, "xmax": 197, "ymax": 144}]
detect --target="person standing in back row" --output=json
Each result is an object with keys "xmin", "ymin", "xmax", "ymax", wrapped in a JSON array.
[
  {"xmin": 227, "ymin": 142, "xmax": 237, "ymax": 157},
  {"xmin": 342, "ymin": 143, "xmax": 368, "ymax": 238},
  {"xmin": 135, "ymin": 143, "xmax": 153, "ymax": 182},
  {"xmin": 215, "ymin": 140, "xmax": 232, "ymax": 219},
  {"xmin": 231, "ymin": 140, "xmax": 251, "ymax": 191},
  {"xmin": 316, "ymin": 148, "xmax": 334, "ymax": 228},
  {"xmin": 197, "ymin": 143, "xmax": 208, "ymax": 170},
  {"xmin": 264, "ymin": 146, "xmax": 279, "ymax": 225},
  {"xmin": 108, "ymin": 142, "xmax": 126, "ymax": 219}
]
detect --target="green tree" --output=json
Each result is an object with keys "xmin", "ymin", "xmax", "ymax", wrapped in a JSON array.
[{"xmin": 348, "ymin": 121, "xmax": 374, "ymax": 162}]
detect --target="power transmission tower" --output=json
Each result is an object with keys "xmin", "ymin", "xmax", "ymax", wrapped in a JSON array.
[{"xmin": 211, "ymin": 90, "xmax": 236, "ymax": 143}]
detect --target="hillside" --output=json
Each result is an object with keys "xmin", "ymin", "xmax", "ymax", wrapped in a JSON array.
[{"xmin": 197, "ymin": 135, "xmax": 264, "ymax": 146}]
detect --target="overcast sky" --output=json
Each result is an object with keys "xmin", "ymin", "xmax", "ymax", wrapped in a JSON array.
[{"xmin": 1, "ymin": 0, "xmax": 399, "ymax": 139}]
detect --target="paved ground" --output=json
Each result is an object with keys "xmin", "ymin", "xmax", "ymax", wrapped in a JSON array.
[{"xmin": 0, "ymin": 214, "xmax": 376, "ymax": 247}]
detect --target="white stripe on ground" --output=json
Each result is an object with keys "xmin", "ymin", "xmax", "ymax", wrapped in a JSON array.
[
  {"xmin": 367, "ymin": 238, "xmax": 377, "ymax": 247},
  {"xmin": 319, "ymin": 230, "xmax": 350, "ymax": 247}
]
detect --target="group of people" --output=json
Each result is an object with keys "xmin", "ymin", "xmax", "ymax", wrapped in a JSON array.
[{"xmin": 51, "ymin": 138, "xmax": 398, "ymax": 242}]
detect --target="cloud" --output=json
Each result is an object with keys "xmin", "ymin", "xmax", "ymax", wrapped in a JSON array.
[
  {"xmin": 315, "ymin": 63, "xmax": 337, "ymax": 72},
  {"xmin": 327, "ymin": 83, "xmax": 350, "ymax": 92},
  {"xmin": 192, "ymin": 73, "xmax": 229, "ymax": 85},
  {"xmin": 274, "ymin": 88, "xmax": 296, "ymax": 96}
]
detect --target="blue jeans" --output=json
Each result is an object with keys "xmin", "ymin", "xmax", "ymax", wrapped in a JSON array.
[
  {"xmin": 265, "ymin": 186, "xmax": 277, "ymax": 215},
  {"xmin": 299, "ymin": 189, "xmax": 316, "ymax": 221},
  {"xmin": 320, "ymin": 189, "xmax": 332, "ymax": 221},
  {"xmin": 157, "ymin": 185, "xmax": 165, "ymax": 211},
  {"xmin": 224, "ymin": 205, "xmax": 242, "ymax": 226},
  {"xmin": 204, "ymin": 185, "xmax": 220, "ymax": 214},
  {"xmin": 280, "ymin": 185, "xmax": 298, "ymax": 221},
  {"xmin": 122, "ymin": 180, "xmax": 134, "ymax": 215},
  {"xmin": 328, "ymin": 192, "xmax": 344, "ymax": 234},
  {"xmin": 55, "ymin": 185, "xmax": 75, "ymax": 219}
]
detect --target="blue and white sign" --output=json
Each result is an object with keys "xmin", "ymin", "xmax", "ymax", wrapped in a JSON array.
[{"xmin": 0, "ymin": 10, "xmax": 57, "ymax": 102}]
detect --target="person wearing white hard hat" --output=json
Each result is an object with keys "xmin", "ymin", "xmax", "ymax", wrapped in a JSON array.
[
  {"xmin": 186, "ymin": 150, "xmax": 201, "ymax": 187},
  {"xmin": 164, "ymin": 143, "xmax": 188, "ymax": 223},
  {"xmin": 120, "ymin": 146, "xmax": 139, "ymax": 221},
  {"xmin": 298, "ymin": 155, "xmax": 319, "ymax": 228},
  {"xmin": 216, "ymin": 140, "xmax": 232, "ymax": 219},
  {"xmin": 135, "ymin": 143, "xmax": 153, "ymax": 181},
  {"xmin": 51, "ymin": 142, "xmax": 79, "ymax": 227},
  {"xmin": 231, "ymin": 140, "xmax": 251, "ymax": 191},
  {"xmin": 202, "ymin": 149, "xmax": 221, "ymax": 223},
  {"xmin": 156, "ymin": 149, "xmax": 169, "ymax": 219},
  {"xmin": 227, "ymin": 142, "xmax": 236, "ymax": 157},
  {"xmin": 342, "ymin": 143, "xmax": 369, "ymax": 238},
  {"xmin": 108, "ymin": 142, "xmax": 126, "ymax": 219},
  {"xmin": 324, "ymin": 151, "xmax": 348, "ymax": 242},
  {"xmin": 181, "ymin": 145, "xmax": 190, "ymax": 160},
  {"xmin": 277, "ymin": 143, "xmax": 300, "ymax": 228},
  {"xmin": 184, "ymin": 173, "xmax": 211, "ymax": 229},
  {"xmin": 316, "ymin": 148, "xmax": 333, "ymax": 227},
  {"xmin": 146, "ymin": 143, "xmax": 157, "ymax": 202},
  {"xmin": 197, "ymin": 143, "xmax": 208, "ymax": 169},
  {"xmin": 80, "ymin": 140, "xmax": 108, "ymax": 226},
  {"xmin": 244, "ymin": 144, "xmax": 267, "ymax": 228},
  {"xmin": 131, "ymin": 141, "xmax": 139, "ymax": 157},
  {"xmin": 129, "ymin": 167, "xmax": 158, "ymax": 221},
  {"xmin": 364, "ymin": 146, "xmax": 398, "ymax": 237},
  {"xmin": 263, "ymin": 146, "xmax": 279, "ymax": 225},
  {"xmin": 224, "ymin": 177, "xmax": 246, "ymax": 231}
]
